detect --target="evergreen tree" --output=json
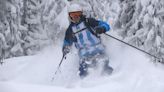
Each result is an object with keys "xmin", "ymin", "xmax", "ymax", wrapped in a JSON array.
[
  {"xmin": 115, "ymin": 0, "xmax": 164, "ymax": 61},
  {"xmin": 22, "ymin": 0, "xmax": 49, "ymax": 55},
  {"xmin": 41, "ymin": 0, "xmax": 65, "ymax": 43},
  {"xmin": 0, "ymin": 0, "xmax": 24, "ymax": 60},
  {"xmin": 0, "ymin": 0, "xmax": 7, "ymax": 61},
  {"xmin": 0, "ymin": 0, "xmax": 66, "ymax": 60}
]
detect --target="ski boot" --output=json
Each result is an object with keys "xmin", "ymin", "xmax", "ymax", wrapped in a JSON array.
[{"xmin": 79, "ymin": 61, "xmax": 88, "ymax": 78}]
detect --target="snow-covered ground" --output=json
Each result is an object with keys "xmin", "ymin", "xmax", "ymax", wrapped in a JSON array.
[{"xmin": 0, "ymin": 33, "xmax": 164, "ymax": 92}]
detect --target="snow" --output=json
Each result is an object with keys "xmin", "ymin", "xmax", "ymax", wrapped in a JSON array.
[
  {"xmin": 156, "ymin": 35, "xmax": 162, "ymax": 47},
  {"xmin": 0, "ymin": 33, "xmax": 5, "ymax": 42},
  {"xmin": 147, "ymin": 5, "xmax": 154, "ymax": 16},
  {"xmin": 19, "ymin": 25, "xmax": 28, "ymax": 31},
  {"xmin": 11, "ymin": 43, "xmax": 23, "ymax": 54},
  {"xmin": 140, "ymin": 0, "xmax": 151, "ymax": 7},
  {"xmin": 154, "ymin": 17, "xmax": 160, "ymax": 26},
  {"xmin": 0, "ymin": 34, "xmax": 164, "ymax": 92}
]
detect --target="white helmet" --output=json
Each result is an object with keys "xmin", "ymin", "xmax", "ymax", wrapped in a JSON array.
[{"xmin": 68, "ymin": 4, "xmax": 82, "ymax": 13}]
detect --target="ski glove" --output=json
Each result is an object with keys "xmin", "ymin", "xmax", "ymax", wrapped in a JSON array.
[
  {"xmin": 62, "ymin": 46, "xmax": 70, "ymax": 55},
  {"xmin": 95, "ymin": 26, "xmax": 106, "ymax": 34}
]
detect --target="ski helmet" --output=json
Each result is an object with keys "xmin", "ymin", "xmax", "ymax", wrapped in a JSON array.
[
  {"xmin": 68, "ymin": 4, "xmax": 83, "ymax": 23},
  {"xmin": 68, "ymin": 4, "xmax": 82, "ymax": 13}
]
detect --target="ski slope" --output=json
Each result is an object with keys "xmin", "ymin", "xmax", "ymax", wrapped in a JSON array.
[{"xmin": 0, "ymin": 34, "xmax": 164, "ymax": 92}]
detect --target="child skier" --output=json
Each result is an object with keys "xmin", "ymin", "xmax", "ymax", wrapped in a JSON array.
[{"xmin": 62, "ymin": 3, "xmax": 113, "ymax": 78}]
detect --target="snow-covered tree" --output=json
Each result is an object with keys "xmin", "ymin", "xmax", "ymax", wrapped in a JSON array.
[
  {"xmin": 115, "ymin": 0, "xmax": 164, "ymax": 61},
  {"xmin": 0, "ymin": 0, "xmax": 7, "ymax": 61},
  {"xmin": 21, "ymin": 0, "xmax": 50, "ymax": 55},
  {"xmin": 0, "ymin": 0, "xmax": 66, "ymax": 60},
  {"xmin": 85, "ymin": 0, "xmax": 120, "ymax": 22},
  {"xmin": 0, "ymin": 0, "xmax": 23, "ymax": 60},
  {"xmin": 41, "ymin": 0, "xmax": 66, "ymax": 43}
]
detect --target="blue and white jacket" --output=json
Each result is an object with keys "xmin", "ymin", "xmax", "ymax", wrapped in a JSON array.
[{"xmin": 63, "ymin": 16, "xmax": 110, "ymax": 57}]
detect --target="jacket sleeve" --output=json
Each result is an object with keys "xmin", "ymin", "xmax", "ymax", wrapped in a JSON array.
[
  {"xmin": 87, "ymin": 18, "xmax": 110, "ymax": 32},
  {"xmin": 98, "ymin": 20, "xmax": 110, "ymax": 32},
  {"xmin": 63, "ymin": 25, "xmax": 73, "ymax": 47}
]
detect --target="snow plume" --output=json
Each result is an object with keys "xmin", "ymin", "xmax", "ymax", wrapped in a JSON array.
[{"xmin": 115, "ymin": 0, "xmax": 164, "ymax": 61}]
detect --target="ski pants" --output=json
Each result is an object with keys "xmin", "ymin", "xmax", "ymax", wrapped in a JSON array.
[{"xmin": 78, "ymin": 44, "xmax": 110, "ymax": 77}]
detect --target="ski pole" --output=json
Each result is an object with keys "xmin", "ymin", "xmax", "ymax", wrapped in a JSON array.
[
  {"xmin": 104, "ymin": 33, "xmax": 164, "ymax": 63},
  {"xmin": 55, "ymin": 53, "xmax": 66, "ymax": 74},
  {"xmin": 52, "ymin": 53, "xmax": 66, "ymax": 81}
]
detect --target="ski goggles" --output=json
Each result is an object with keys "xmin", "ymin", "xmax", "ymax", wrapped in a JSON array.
[{"xmin": 69, "ymin": 11, "xmax": 82, "ymax": 18}]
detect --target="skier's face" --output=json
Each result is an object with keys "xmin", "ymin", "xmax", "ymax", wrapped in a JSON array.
[{"xmin": 69, "ymin": 11, "xmax": 82, "ymax": 23}]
